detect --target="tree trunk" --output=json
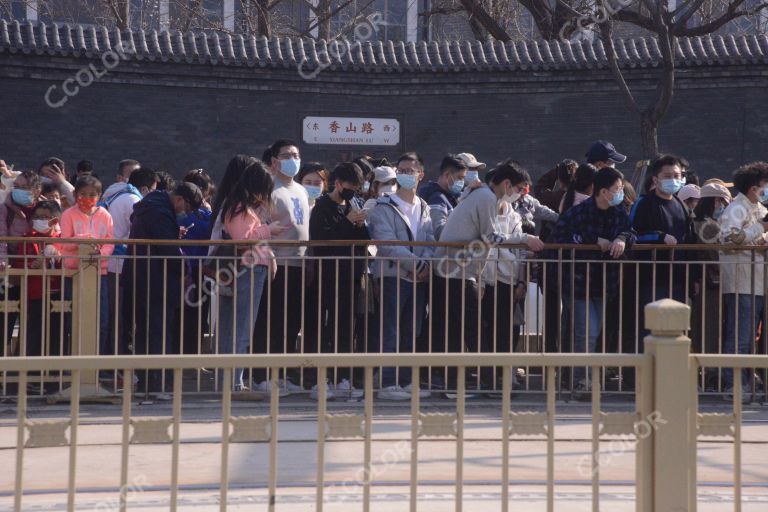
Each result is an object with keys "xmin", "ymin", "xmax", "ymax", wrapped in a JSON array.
[
  {"xmin": 316, "ymin": 0, "xmax": 331, "ymax": 40},
  {"xmin": 257, "ymin": 0, "xmax": 272, "ymax": 39},
  {"xmin": 640, "ymin": 109, "xmax": 660, "ymax": 160}
]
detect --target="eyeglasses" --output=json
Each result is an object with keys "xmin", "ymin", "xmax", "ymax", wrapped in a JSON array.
[{"xmin": 278, "ymin": 152, "xmax": 300, "ymax": 159}]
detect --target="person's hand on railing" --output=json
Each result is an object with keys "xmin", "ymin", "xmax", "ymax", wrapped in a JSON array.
[
  {"xmin": 608, "ymin": 238, "xmax": 626, "ymax": 259},
  {"xmin": 525, "ymin": 235, "xmax": 545, "ymax": 252},
  {"xmin": 663, "ymin": 234, "xmax": 678, "ymax": 245},
  {"xmin": 269, "ymin": 221, "xmax": 288, "ymax": 236},
  {"xmin": 596, "ymin": 237, "xmax": 611, "ymax": 252}
]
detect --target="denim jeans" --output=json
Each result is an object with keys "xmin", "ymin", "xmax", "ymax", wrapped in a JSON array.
[
  {"xmin": 723, "ymin": 293, "xmax": 763, "ymax": 389},
  {"xmin": 376, "ymin": 277, "xmax": 426, "ymax": 388},
  {"xmin": 218, "ymin": 265, "xmax": 267, "ymax": 388},
  {"xmin": 571, "ymin": 297, "xmax": 603, "ymax": 383}
]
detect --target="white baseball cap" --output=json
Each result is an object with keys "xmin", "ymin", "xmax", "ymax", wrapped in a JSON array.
[
  {"xmin": 678, "ymin": 184, "xmax": 701, "ymax": 202},
  {"xmin": 456, "ymin": 153, "xmax": 486, "ymax": 170},
  {"xmin": 373, "ymin": 166, "xmax": 396, "ymax": 183}
]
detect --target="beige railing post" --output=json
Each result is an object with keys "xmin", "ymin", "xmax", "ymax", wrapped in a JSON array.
[
  {"xmin": 48, "ymin": 245, "xmax": 117, "ymax": 403},
  {"xmin": 644, "ymin": 298, "xmax": 693, "ymax": 512}
]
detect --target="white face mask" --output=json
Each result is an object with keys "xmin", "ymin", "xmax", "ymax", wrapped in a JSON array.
[
  {"xmin": 32, "ymin": 219, "xmax": 52, "ymax": 233},
  {"xmin": 502, "ymin": 191, "xmax": 521, "ymax": 205},
  {"xmin": 379, "ymin": 183, "xmax": 397, "ymax": 196}
]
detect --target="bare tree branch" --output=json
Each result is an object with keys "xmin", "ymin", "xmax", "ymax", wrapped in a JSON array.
[
  {"xmin": 599, "ymin": 18, "xmax": 641, "ymax": 118},
  {"xmin": 458, "ymin": 0, "xmax": 512, "ymax": 41}
]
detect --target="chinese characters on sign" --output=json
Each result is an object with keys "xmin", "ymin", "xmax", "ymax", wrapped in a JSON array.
[{"xmin": 302, "ymin": 117, "xmax": 400, "ymax": 146}]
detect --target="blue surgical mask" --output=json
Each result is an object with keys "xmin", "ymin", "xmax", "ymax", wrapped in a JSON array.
[
  {"xmin": 759, "ymin": 187, "xmax": 768, "ymax": 203},
  {"xmin": 609, "ymin": 189, "xmax": 625, "ymax": 207},
  {"xmin": 659, "ymin": 178, "xmax": 683, "ymax": 196},
  {"xmin": 11, "ymin": 189, "xmax": 34, "ymax": 206},
  {"xmin": 396, "ymin": 174, "xmax": 417, "ymax": 190},
  {"xmin": 466, "ymin": 171, "xmax": 479, "ymax": 184},
  {"xmin": 280, "ymin": 158, "xmax": 301, "ymax": 178},
  {"xmin": 450, "ymin": 179, "xmax": 464, "ymax": 196},
  {"xmin": 361, "ymin": 181, "xmax": 370, "ymax": 194},
  {"xmin": 304, "ymin": 185, "xmax": 322, "ymax": 200},
  {"xmin": 713, "ymin": 205, "xmax": 725, "ymax": 220}
]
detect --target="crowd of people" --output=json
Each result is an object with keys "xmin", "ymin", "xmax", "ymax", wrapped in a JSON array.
[{"xmin": 0, "ymin": 138, "xmax": 766, "ymax": 401}]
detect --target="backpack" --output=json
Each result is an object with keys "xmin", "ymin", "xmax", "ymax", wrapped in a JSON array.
[{"xmin": 98, "ymin": 184, "xmax": 142, "ymax": 210}]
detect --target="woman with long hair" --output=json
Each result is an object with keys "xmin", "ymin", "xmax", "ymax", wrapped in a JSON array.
[
  {"xmin": 209, "ymin": 155, "xmax": 286, "ymax": 391},
  {"xmin": 560, "ymin": 163, "xmax": 597, "ymax": 214}
]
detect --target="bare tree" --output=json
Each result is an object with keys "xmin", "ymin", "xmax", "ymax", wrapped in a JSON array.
[{"xmin": 453, "ymin": 0, "xmax": 768, "ymax": 158}]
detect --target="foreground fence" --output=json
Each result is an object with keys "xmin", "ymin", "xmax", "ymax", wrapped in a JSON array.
[
  {"xmin": 2, "ymin": 299, "xmax": 765, "ymax": 511},
  {"xmin": 2, "ymin": 239, "xmax": 768, "ymax": 400}
]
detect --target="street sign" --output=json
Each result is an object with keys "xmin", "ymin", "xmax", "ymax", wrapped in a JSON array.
[{"xmin": 302, "ymin": 116, "xmax": 400, "ymax": 146}]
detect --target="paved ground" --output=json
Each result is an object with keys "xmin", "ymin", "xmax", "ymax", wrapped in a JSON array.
[{"xmin": 0, "ymin": 393, "xmax": 766, "ymax": 511}]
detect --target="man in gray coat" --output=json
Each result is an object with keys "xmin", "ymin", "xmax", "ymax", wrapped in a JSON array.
[{"xmin": 367, "ymin": 152, "xmax": 435, "ymax": 401}]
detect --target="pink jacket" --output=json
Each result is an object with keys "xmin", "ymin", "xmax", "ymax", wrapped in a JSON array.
[
  {"xmin": 60, "ymin": 206, "xmax": 115, "ymax": 274},
  {"xmin": 224, "ymin": 207, "xmax": 275, "ymax": 275}
]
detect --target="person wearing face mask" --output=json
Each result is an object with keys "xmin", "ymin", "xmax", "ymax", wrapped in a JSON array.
[
  {"xmin": 689, "ymin": 183, "xmax": 732, "ymax": 366},
  {"xmin": 455, "ymin": 152, "xmax": 485, "ymax": 189},
  {"xmin": 512, "ymin": 175, "xmax": 558, "ymax": 236},
  {"xmin": 547, "ymin": 167, "xmax": 635, "ymax": 399},
  {"xmin": 309, "ymin": 162, "xmax": 370, "ymax": 399},
  {"xmin": 363, "ymin": 166, "xmax": 398, "ymax": 209},
  {"xmin": 15, "ymin": 200, "xmax": 64, "ymax": 357},
  {"xmin": 718, "ymin": 162, "xmax": 768, "ymax": 400},
  {"xmin": 0, "ymin": 170, "xmax": 42, "ymax": 354},
  {"xmin": 630, "ymin": 154, "xmax": 696, "ymax": 346},
  {"xmin": 296, "ymin": 162, "xmax": 328, "ymax": 209},
  {"xmin": 435, "ymin": 160, "xmax": 544, "ymax": 396},
  {"xmin": 123, "ymin": 182, "xmax": 203, "ymax": 399},
  {"xmin": 417, "ymin": 154, "xmax": 467, "ymax": 241},
  {"xmin": 252, "ymin": 139, "xmax": 310, "ymax": 396},
  {"xmin": 60, "ymin": 176, "xmax": 115, "ymax": 365},
  {"xmin": 367, "ymin": 152, "xmax": 435, "ymax": 400}
]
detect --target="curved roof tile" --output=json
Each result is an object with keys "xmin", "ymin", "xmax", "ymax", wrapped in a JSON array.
[{"xmin": 2, "ymin": 21, "xmax": 768, "ymax": 73}]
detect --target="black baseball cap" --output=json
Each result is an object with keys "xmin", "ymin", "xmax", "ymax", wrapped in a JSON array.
[{"xmin": 585, "ymin": 140, "xmax": 627, "ymax": 164}]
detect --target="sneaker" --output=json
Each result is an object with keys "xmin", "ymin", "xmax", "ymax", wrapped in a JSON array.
[
  {"xmin": 310, "ymin": 381, "xmax": 335, "ymax": 401},
  {"xmin": 152, "ymin": 392, "xmax": 173, "ymax": 402},
  {"xmin": 404, "ymin": 383, "xmax": 431, "ymax": 399},
  {"xmin": 253, "ymin": 380, "xmax": 289, "ymax": 397},
  {"xmin": 234, "ymin": 384, "xmax": 250, "ymax": 392},
  {"xmin": 377, "ymin": 385, "xmax": 411, "ymax": 401},
  {"xmin": 571, "ymin": 380, "xmax": 591, "ymax": 401},
  {"xmin": 278, "ymin": 378, "xmax": 304, "ymax": 395},
  {"xmin": 333, "ymin": 378, "xmax": 364, "ymax": 399}
]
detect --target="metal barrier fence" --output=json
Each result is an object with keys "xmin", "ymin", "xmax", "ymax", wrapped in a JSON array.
[
  {"xmin": 1, "ymin": 238, "xmax": 767, "ymax": 401},
  {"xmin": 2, "ymin": 300, "xmax": 764, "ymax": 511}
]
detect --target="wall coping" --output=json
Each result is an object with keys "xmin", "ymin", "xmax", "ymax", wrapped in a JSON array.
[{"xmin": 2, "ymin": 20, "xmax": 768, "ymax": 73}]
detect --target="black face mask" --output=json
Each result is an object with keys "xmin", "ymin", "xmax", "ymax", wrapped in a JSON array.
[{"xmin": 340, "ymin": 188, "xmax": 356, "ymax": 201}]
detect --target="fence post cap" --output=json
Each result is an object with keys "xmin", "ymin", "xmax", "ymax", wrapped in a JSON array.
[{"xmin": 645, "ymin": 298, "xmax": 690, "ymax": 334}]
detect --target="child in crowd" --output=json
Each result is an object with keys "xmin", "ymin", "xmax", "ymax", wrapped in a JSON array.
[
  {"xmin": 15, "ymin": 200, "xmax": 64, "ymax": 356},
  {"xmin": 60, "ymin": 176, "xmax": 114, "ymax": 357}
]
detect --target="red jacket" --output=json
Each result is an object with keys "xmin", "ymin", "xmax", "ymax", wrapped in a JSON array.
[{"xmin": 12, "ymin": 231, "xmax": 62, "ymax": 300}]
